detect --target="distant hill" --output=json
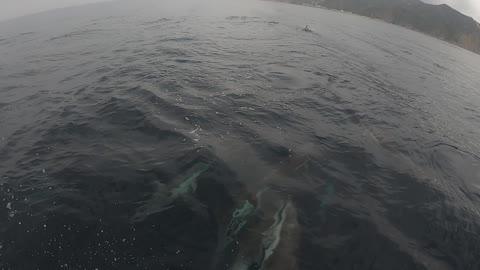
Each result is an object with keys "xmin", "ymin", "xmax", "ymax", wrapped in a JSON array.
[{"xmin": 278, "ymin": 0, "xmax": 480, "ymax": 54}]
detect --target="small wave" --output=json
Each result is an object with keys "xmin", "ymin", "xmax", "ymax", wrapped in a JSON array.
[
  {"xmin": 142, "ymin": 18, "xmax": 171, "ymax": 25},
  {"xmin": 48, "ymin": 29, "xmax": 104, "ymax": 41},
  {"xmin": 226, "ymin": 16, "xmax": 260, "ymax": 20},
  {"xmin": 18, "ymin": 32, "xmax": 35, "ymax": 36},
  {"xmin": 158, "ymin": 37, "xmax": 196, "ymax": 42},
  {"xmin": 174, "ymin": 58, "xmax": 202, "ymax": 64}
]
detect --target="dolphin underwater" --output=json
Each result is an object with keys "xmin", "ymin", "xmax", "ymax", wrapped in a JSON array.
[
  {"xmin": 131, "ymin": 144, "xmax": 309, "ymax": 269},
  {"xmin": 132, "ymin": 163, "xmax": 210, "ymax": 222},
  {"xmin": 213, "ymin": 146, "xmax": 312, "ymax": 270},
  {"xmin": 223, "ymin": 193, "xmax": 300, "ymax": 270},
  {"xmin": 213, "ymin": 147, "xmax": 310, "ymax": 270}
]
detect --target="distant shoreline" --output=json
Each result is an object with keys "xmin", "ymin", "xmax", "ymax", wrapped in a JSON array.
[{"xmin": 266, "ymin": 0, "xmax": 479, "ymax": 55}]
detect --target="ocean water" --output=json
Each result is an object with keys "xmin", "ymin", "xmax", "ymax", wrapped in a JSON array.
[{"xmin": 1, "ymin": 0, "xmax": 480, "ymax": 269}]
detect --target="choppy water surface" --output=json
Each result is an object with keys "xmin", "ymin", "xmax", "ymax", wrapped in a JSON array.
[{"xmin": 1, "ymin": 0, "xmax": 480, "ymax": 269}]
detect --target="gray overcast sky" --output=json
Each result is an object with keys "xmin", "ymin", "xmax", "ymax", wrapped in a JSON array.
[
  {"xmin": 0, "ymin": 0, "xmax": 479, "ymax": 22},
  {"xmin": 0, "ymin": 0, "xmax": 109, "ymax": 21}
]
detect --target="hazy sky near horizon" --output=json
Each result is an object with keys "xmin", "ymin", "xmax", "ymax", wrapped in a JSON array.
[
  {"xmin": 0, "ymin": 0, "xmax": 110, "ymax": 21},
  {"xmin": 0, "ymin": 0, "xmax": 479, "ymax": 22}
]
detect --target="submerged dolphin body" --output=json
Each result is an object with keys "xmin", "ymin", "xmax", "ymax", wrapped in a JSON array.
[
  {"xmin": 320, "ymin": 181, "xmax": 335, "ymax": 224},
  {"xmin": 216, "ymin": 147, "xmax": 311, "ymax": 270},
  {"xmin": 199, "ymin": 147, "xmax": 310, "ymax": 269},
  {"xmin": 260, "ymin": 200, "xmax": 299, "ymax": 270},
  {"xmin": 133, "ymin": 163, "xmax": 210, "ymax": 222},
  {"xmin": 224, "ymin": 200, "xmax": 256, "ymax": 248},
  {"xmin": 217, "ymin": 186, "xmax": 299, "ymax": 270},
  {"xmin": 227, "ymin": 198, "xmax": 299, "ymax": 270},
  {"xmin": 209, "ymin": 188, "xmax": 269, "ymax": 270}
]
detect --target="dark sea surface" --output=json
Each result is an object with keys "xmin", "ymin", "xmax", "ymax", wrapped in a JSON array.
[{"xmin": 1, "ymin": 0, "xmax": 480, "ymax": 269}]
